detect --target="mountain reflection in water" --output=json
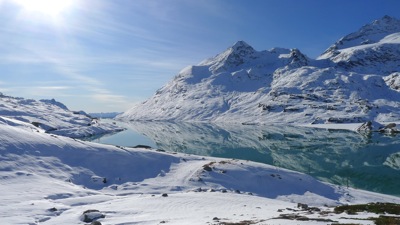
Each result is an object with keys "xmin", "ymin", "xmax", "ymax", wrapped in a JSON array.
[{"xmin": 92, "ymin": 121, "xmax": 400, "ymax": 196}]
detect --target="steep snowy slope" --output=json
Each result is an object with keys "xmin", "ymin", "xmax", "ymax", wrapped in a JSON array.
[
  {"xmin": 0, "ymin": 93, "xmax": 122, "ymax": 138},
  {"xmin": 319, "ymin": 15, "xmax": 400, "ymax": 59},
  {"xmin": 322, "ymin": 32, "xmax": 400, "ymax": 74},
  {"xmin": 119, "ymin": 16, "xmax": 400, "ymax": 124}
]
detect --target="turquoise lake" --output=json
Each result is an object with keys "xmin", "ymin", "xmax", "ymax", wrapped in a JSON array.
[{"xmin": 89, "ymin": 120, "xmax": 400, "ymax": 197}]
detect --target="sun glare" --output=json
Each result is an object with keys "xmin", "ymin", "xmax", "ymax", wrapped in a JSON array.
[{"xmin": 14, "ymin": 0, "xmax": 73, "ymax": 16}]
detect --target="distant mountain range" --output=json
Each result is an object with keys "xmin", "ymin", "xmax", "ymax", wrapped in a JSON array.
[
  {"xmin": 0, "ymin": 93, "xmax": 122, "ymax": 138},
  {"xmin": 118, "ymin": 15, "xmax": 400, "ymax": 124},
  {"xmin": 89, "ymin": 112, "xmax": 122, "ymax": 119}
]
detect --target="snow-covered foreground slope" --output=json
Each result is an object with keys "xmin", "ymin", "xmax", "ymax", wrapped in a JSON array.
[
  {"xmin": 1, "ymin": 117, "xmax": 399, "ymax": 224},
  {"xmin": 0, "ymin": 93, "xmax": 123, "ymax": 138},
  {"xmin": 119, "ymin": 16, "xmax": 400, "ymax": 124}
]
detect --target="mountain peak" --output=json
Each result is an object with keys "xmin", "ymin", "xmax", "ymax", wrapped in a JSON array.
[
  {"xmin": 199, "ymin": 41, "xmax": 256, "ymax": 72},
  {"xmin": 319, "ymin": 15, "xmax": 400, "ymax": 59},
  {"xmin": 362, "ymin": 15, "xmax": 400, "ymax": 35},
  {"xmin": 288, "ymin": 48, "xmax": 308, "ymax": 67},
  {"xmin": 231, "ymin": 40, "xmax": 252, "ymax": 49},
  {"xmin": 229, "ymin": 40, "xmax": 255, "ymax": 56},
  {"xmin": 372, "ymin": 15, "xmax": 400, "ymax": 26}
]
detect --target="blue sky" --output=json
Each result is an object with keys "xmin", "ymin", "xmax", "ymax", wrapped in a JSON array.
[{"xmin": 1, "ymin": 0, "xmax": 400, "ymax": 112}]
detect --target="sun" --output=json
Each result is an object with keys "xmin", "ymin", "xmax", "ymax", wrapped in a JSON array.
[{"xmin": 14, "ymin": 0, "xmax": 74, "ymax": 17}]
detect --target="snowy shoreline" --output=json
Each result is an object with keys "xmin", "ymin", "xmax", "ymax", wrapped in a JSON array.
[{"xmin": 1, "ymin": 116, "xmax": 399, "ymax": 224}]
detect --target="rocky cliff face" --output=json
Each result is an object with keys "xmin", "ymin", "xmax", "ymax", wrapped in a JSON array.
[{"xmin": 119, "ymin": 16, "xmax": 400, "ymax": 124}]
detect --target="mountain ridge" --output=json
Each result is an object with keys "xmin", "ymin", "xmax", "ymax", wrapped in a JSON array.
[
  {"xmin": 320, "ymin": 15, "xmax": 400, "ymax": 59},
  {"xmin": 0, "ymin": 93, "xmax": 123, "ymax": 138},
  {"xmin": 119, "ymin": 16, "xmax": 400, "ymax": 124}
]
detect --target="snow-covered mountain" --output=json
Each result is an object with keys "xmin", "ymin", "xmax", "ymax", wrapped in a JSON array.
[
  {"xmin": 0, "ymin": 93, "xmax": 123, "ymax": 138},
  {"xmin": 119, "ymin": 16, "xmax": 400, "ymax": 124}
]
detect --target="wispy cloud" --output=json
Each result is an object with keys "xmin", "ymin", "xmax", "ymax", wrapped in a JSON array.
[
  {"xmin": 41, "ymin": 56, "xmax": 134, "ymax": 110},
  {"xmin": 0, "ymin": 39, "xmax": 136, "ymax": 110},
  {"xmin": 27, "ymin": 86, "xmax": 73, "ymax": 98},
  {"xmin": 92, "ymin": 93, "xmax": 129, "ymax": 105},
  {"xmin": 0, "ymin": 0, "xmax": 234, "ymax": 112},
  {"xmin": 36, "ymin": 86, "xmax": 71, "ymax": 90},
  {"xmin": 0, "ymin": 80, "xmax": 11, "ymax": 94}
]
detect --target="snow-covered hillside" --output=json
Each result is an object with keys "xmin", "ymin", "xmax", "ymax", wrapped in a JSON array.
[
  {"xmin": 0, "ymin": 93, "xmax": 123, "ymax": 138},
  {"xmin": 1, "ymin": 116, "xmax": 399, "ymax": 224},
  {"xmin": 119, "ymin": 16, "xmax": 400, "ymax": 124}
]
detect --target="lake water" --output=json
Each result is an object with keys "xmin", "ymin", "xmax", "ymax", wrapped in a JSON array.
[{"xmin": 90, "ymin": 120, "xmax": 400, "ymax": 197}]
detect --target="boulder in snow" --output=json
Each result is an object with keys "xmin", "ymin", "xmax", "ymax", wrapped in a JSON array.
[{"xmin": 80, "ymin": 209, "xmax": 105, "ymax": 223}]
